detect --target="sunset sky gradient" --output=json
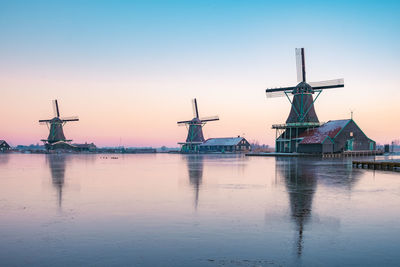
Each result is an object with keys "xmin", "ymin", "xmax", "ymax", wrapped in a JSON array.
[{"xmin": 1, "ymin": 0, "xmax": 399, "ymax": 147}]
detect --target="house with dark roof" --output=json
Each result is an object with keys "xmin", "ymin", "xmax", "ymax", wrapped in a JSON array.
[
  {"xmin": 297, "ymin": 119, "xmax": 375, "ymax": 154},
  {"xmin": 199, "ymin": 137, "xmax": 251, "ymax": 153},
  {"xmin": 73, "ymin": 143, "xmax": 97, "ymax": 152},
  {"xmin": 0, "ymin": 140, "xmax": 11, "ymax": 152}
]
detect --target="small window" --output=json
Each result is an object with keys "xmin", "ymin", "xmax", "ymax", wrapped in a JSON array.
[{"xmin": 350, "ymin": 132, "xmax": 353, "ymax": 137}]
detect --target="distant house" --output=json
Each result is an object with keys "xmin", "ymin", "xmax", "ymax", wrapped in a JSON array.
[
  {"xmin": 73, "ymin": 143, "xmax": 97, "ymax": 152},
  {"xmin": 297, "ymin": 119, "xmax": 375, "ymax": 154},
  {"xmin": 199, "ymin": 137, "xmax": 251, "ymax": 153},
  {"xmin": 0, "ymin": 140, "xmax": 11, "ymax": 152}
]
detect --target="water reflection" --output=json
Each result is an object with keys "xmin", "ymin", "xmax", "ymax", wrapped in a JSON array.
[
  {"xmin": 277, "ymin": 158, "xmax": 316, "ymax": 257},
  {"xmin": 0, "ymin": 154, "xmax": 10, "ymax": 165},
  {"xmin": 185, "ymin": 155, "xmax": 204, "ymax": 210},
  {"xmin": 276, "ymin": 157, "xmax": 361, "ymax": 257},
  {"xmin": 47, "ymin": 155, "xmax": 67, "ymax": 208}
]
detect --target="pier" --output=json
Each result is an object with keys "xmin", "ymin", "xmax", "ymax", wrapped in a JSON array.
[
  {"xmin": 352, "ymin": 160, "xmax": 400, "ymax": 171},
  {"xmin": 322, "ymin": 150, "xmax": 383, "ymax": 158},
  {"xmin": 246, "ymin": 150, "xmax": 383, "ymax": 158}
]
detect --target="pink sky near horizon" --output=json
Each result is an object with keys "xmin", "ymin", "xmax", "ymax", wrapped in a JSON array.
[{"xmin": 1, "ymin": 62, "xmax": 399, "ymax": 148}]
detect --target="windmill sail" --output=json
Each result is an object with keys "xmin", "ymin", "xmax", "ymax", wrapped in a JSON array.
[
  {"xmin": 61, "ymin": 116, "xmax": 79, "ymax": 122},
  {"xmin": 192, "ymin": 99, "xmax": 199, "ymax": 118},
  {"xmin": 200, "ymin": 116, "xmax": 219, "ymax": 122},
  {"xmin": 296, "ymin": 48, "xmax": 305, "ymax": 83},
  {"xmin": 265, "ymin": 91, "xmax": 286, "ymax": 98},
  {"xmin": 266, "ymin": 86, "xmax": 297, "ymax": 98},
  {"xmin": 309, "ymin": 79, "xmax": 344, "ymax": 89},
  {"xmin": 53, "ymin": 100, "xmax": 60, "ymax": 117}
]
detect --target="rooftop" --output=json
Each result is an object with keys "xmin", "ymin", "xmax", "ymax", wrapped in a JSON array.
[
  {"xmin": 200, "ymin": 137, "xmax": 245, "ymax": 146},
  {"xmin": 299, "ymin": 119, "xmax": 350, "ymax": 144}
]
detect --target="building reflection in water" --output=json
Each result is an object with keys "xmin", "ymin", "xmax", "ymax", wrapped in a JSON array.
[
  {"xmin": 185, "ymin": 155, "xmax": 204, "ymax": 210},
  {"xmin": 276, "ymin": 157, "xmax": 361, "ymax": 258},
  {"xmin": 47, "ymin": 154, "xmax": 67, "ymax": 208},
  {"xmin": 0, "ymin": 154, "xmax": 10, "ymax": 165}
]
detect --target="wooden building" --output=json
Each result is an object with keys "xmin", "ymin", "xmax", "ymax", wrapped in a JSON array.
[
  {"xmin": 199, "ymin": 137, "xmax": 251, "ymax": 153},
  {"xmin": 297, "ymin": 119, "xmax": 375, "ymax": 154},
  {"xmin": 0, "ymin": 140, "xmax": 11, "ymax": 152},
  {"xmin": 73, "ymin": 143, "xmax": 97, "ymax": 152}
]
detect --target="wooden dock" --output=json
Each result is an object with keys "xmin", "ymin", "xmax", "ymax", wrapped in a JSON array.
[
  {"xmin": 323, "ymin": 150, "xmax": 383, "ymax": 158},
  {"xmin": 246, "ymin": 150, "xmax": 383, "ymax": 158},
  {"xmin": 245, "ymin": 152, "xmax": 317, "ymax": 157},
  {"xmin": 352, "ymin": 160, "xmax": 400, "ymax": 171}
]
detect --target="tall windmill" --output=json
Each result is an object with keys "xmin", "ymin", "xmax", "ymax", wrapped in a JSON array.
[
  {"xmin": 266, "ymin": 48, "xmax": 344, "ymax": 153},
  {"xmin": 177, "ymin": 98, "xmax": 219, "ymax": 152},
  {"xmin": 39, "ymin": 100, "xmax": 79, "ymax": 149},
  {"xmin": 266, "ymin": 48, "xmax": 344, "ymax": 123}
]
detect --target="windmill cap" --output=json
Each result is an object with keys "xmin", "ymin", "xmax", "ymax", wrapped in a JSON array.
[
  {"xmin": 191, "ymin": 118, "xmax": 202, "ymax": 123},
  {"xmin": 51, "ymin": 117, "xmax": 63, "ymax": 123},
  {"xmin": 294, "ymin": 82, "xmax": 313, "ymax": 93}
]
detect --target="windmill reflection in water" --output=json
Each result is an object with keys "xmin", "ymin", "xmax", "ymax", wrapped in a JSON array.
[
  {"xmin": 185, "ymin": 155, "xmax": 204, "ymax": 210},
  {"xmin": 47, "ymin": 154, "xmax": 67, "ymax": 208},
  {"xmin": 276, "ymin": 157, "xmax": 361, "ymax": 257}
]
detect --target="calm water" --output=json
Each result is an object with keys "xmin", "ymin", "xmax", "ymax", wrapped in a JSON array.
[{"xmin": 0, "ymin": 153, "xmax": 399, "ymax": 266}]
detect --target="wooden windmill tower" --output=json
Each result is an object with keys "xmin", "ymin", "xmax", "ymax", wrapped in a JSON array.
[
  {"xmin": 177, "ymin": 98, "xmax": 219, "ymax": 153},
  {"xmin": 266, "ymin": 48, "xmax": 344, "ymax": 152},
  {"xmin": 39, "ymin": 100, "xmax": 79, "ymax": 150}
]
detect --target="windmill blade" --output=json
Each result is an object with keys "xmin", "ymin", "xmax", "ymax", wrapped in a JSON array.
[
  {"xmin": 266, "ymin": 86, "xmax": 296, "ymax": 98},
  {"xmin": 39, "ymin": 120, "xmax": 50, "ymax": 125},
  {"xmin": 200, "ymin": 116, "xmax": 219, "ymax": 122},
  {"xmin": 266, "ymin": 87, "xmax": 295, "ymax": 93},
  {"xmin": 39, "ymin": 119, "xmax": 52, "ymax": 123},
  {"xmin": 192, "ymin": 98, "xmax": 199, "ymax": 118},
  {"xmin": 296, "ymin": 48, "xmax": 306, "ymax": 83},
  {"xmin": 53, "ymin": 99, "xmax": 60, "ymax": 117},
  {"xmin": 177, "ymin": 120, "xmax": 193, "ymax": 124},
  {"xmin": 61, "ymin": 116, "xmax": 79, "ymax": 121},
  {"xmin": 265, "ymin": 90, "xmax": 286, "ymax": 98},
  {"xmin": 309, "ymin": 79, "xmax": 344, "ymax": 89}
]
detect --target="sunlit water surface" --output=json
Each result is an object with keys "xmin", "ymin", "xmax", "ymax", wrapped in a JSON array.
[{"xmin": 0, "ymin": 154, "xmax": 399, "ymax": 266}]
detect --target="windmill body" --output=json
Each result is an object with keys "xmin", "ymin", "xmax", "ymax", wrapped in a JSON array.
[
  {"xmin": 39, "ymin": 100, "xmax": 79, "ymax": 150},
  {"xmin": 46, "ymin": 117, "xmax": 68, "ymax": 143},
  {"xmin": 286, "ymin": 82, "xmax": 319, "ymax": 123},
  {"xmin": 185, "ymin": 118, "xmax": 205, "ymax": 143},
  {"xmin": 177, "ymin": 99, "xmax": 219, "ymax": 153},
  {"xmin": 266, "ymin": 48, "xmax": 344, "ymax": 153}
]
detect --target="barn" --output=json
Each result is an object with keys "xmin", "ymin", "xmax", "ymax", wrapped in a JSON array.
[
  {"xmin": 199, "ymin": 137, "xmax": 251, "ymax": 153},
  {"xmin": 0, "ymin": 140, "xmax": 11, "ymax": 152},
  {"xmin": 297, "ymin": 119, "xmax": 375, "ymax": 154}
]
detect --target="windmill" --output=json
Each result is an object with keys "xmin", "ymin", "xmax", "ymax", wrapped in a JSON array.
[
  {"xmin": 266, "ymin": 48, "xmax": 344, "ymax": 123},
  {"xmin": 39, "ymin": 100, "xmax": 79, "ymax": 149},
  {"xmin": 177, "ymin": 98, "xmax": 219, "ymax": 152},
  {"xmin": 266, "ymin": 48, "xmax": 344, "ymax": 153}
]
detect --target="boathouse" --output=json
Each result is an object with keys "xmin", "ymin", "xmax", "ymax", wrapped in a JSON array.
[
  {"xmin": 199, "ymin": 137, "xmax": 251, "ymax": 153},
  {"xmin": 297, "ymin": 119, "xmax": 375, "ymax": 154},
  {"xmin": 0, "ymin": 140, "xmax": 11, "ymax": 152}
]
